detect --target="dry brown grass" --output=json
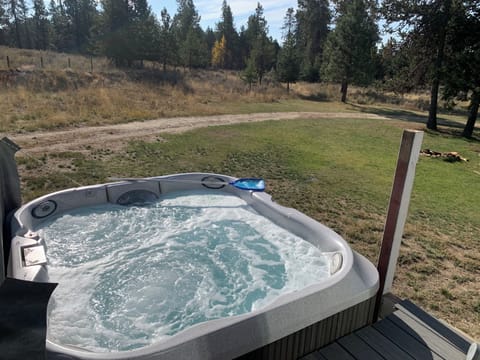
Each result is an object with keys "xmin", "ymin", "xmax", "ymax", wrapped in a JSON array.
[
  {"xmin": 0, "ymin": 66, "xmax": 291, "ymax": 133},
  {"xmin": 0, "ymin": 45, "xmax": 114, "ymax": 72}
]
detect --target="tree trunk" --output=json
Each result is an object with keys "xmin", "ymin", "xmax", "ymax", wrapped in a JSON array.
[
  {"xmin": 427, "ymin": 0, "xmax": 452, "ymax": 130},
  {"xmin": 462, "ymin": 93, "xmax": 479, "ymax": 138},
  {"xmin": 341, "ymin": 79, "xmax": 348, "ymax": 103},
  {"xmin": 427, "ymin": 77, "xmax": 440, "ymax": 130}
]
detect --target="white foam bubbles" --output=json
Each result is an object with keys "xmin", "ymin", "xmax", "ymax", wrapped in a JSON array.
[{"xmin": 38, "ymin": 191, "xmax": 331, "ymax": 352}]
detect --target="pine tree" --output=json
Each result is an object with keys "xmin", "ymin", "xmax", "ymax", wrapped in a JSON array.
[
  {"xmin": 32, "ymin": 0, "xmax": 50, "ymax": 50},
  {"xmin": 159, "ymin": 8, "xmax": 177, "ymax": 70},
  {"xmin": 244, "ymin": 3, "xmax": 275, "ymax": 84},
  {"xmin": 378, "ymin": 38, "xmax": 425, "ymax": 95},
  {"xmin": 130, "ymin": 0, "xmax": 160, "ymax": 63},
  {"xmin": 321, "ymin": 0, "xmax": 379, "ymax": 102},
  {"xmin": 0, "ymin": 4, "xmax": 6, "ymax": 45},
  {"xmin": 5, "ymin": 0, "xmax": 25, "ymax": 47},
  {"xmin": 277, "ymin": 8, "xmax": 299, "ymax": 93},
  {"xmin": 241, "ymin": 55, "xmax": 258, "ymax": 91},
  {"xmin": 382, "ymin": 0, "xmax": 453, "ymax": 130},
  {"xmin": 442, "ymin": 0, "xmax": 480, "ymax": 138},
  {"xmin": 18, "ymin": 0, "xmax": 31, "ymax": 48},
  {"xmin": 101, "ymin": 0, "xmax": 132, "ymax": 66},
  {"xmin": 49, "ymin": 0, "xmax": 73, "ymax": 51},
  {"xmin": 295, "ymin": 0, "xmax": 330, "ymax": 82},
  {"xmin": 215, "ymin": 1, "xmax": 239, "ymax": 69},
  {"xmin": 62, "ymin": 0, "xmax": 97, "ymax": 51},
  {"xmin": 173, "ymin": 0, "xmax": 208, "ymax": 68}
]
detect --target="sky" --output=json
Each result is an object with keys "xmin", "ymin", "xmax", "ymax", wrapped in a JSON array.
[{"xmin": 150, "ymin": 0, "xmax": 298, "ymax": 42}]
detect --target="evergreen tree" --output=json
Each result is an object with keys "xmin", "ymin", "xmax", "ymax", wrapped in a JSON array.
[
  {"xmin": 382, "ymin": 0, "xmax": 453, "ymax": 130},
  {"xmin": 130, "ymin": 0, "xmax": 160, "ymax": 63},
  {"xmin": 18, "ymin": 0, "xmax": 31, "ymax": 48},
  {"xmin": 5, "ymin": 0, "xmax": 25, "ymax": 47},
  {"xmin": 63, "ymin": 0, "xmax": 97, "ymax": 52},
  {"xmin": 295, "ymin": 0, "xmax": 330, "ymax": 82},
  {"xmin": 378, "ymin": 37, "xmax": 426, "ymax": 95},
  {"xmin": 241, "ymin": 55, "xmax": 258, "ymax": 91},
  {"xmin": 215, "ymin": 1, "xmax": 239, "ymax": 69},
  {"xmin": 49, "ymin": 0, "xmax": 73, "ymax": 51},
  {"xmin": 173, "ymin": 0, "xmax": 208, "ymax": 68},
  {"xmin": 204, "ymin": 26, "xmax": 216, "ymax": 61},
  {"xmin": 442, "ymin": 0, "xmax": 480, "ymax": 138},
  {"xmin": 159, "ymin": 8, "xmax": 177, "ymax": 70},
  {"xmin": 32, "ymin": 0, "xmax": 50, "ymax": 50},
  {"xmin": 244, "ymin": 3, "xmax": 276, "ymax": 84},
  {"xmin": 101, "ymin": 0, "xmax": 132, "ymax": 66},
  {"xmin": 0, "ymin": 2, "xmax": 8, "ymax": 45},
  {"xmin": 321, "ymin": 0, "xmax": 379, "ymax": 102},
  {"xmin": 277, "ymin": 8, "xmax": 299, "ymax": 93}
]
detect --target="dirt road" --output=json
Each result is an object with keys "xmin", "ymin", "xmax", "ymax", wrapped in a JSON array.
[{"xmin": 8, "ymin": 112, "xmax": 387, "ymax": 154}]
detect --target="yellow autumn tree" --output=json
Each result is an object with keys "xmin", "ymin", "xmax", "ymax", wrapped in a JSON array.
[{"xmin": 211, "ymin": 35, "xmax": 227, "ymax": 68}]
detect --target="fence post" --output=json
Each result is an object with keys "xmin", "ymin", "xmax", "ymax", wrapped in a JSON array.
[
  {"xmin": 68, "ymin": 58, "xmax": 71, "ymax": 68},
  {"xmin": 40, "ymin": 57, "xmax": 44, "ymax": 69},
  {"xmin": 374, "ymin": 129, "xmax": 424, "ymax": 319},
  {"xmin": 6, "ymin": 56, "xmax": 10, "ymax": 69},
  {"xmin": 90, "ymin": 57, "xmax": 93, "ymax": 72}
]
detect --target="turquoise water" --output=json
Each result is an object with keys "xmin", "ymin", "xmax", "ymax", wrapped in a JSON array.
[{"xmin": 39, "ymin": 191, "xmax": 331, "ymax": 352}]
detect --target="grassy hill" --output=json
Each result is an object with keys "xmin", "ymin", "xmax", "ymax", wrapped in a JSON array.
[{"xmin": 1, "ymin": 45, "xmax": 471, "ymax": 134}]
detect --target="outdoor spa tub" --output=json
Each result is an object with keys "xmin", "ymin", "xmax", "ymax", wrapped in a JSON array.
[{"xmin": 7, "ymin": 173, "xmax": 379, "ymax": 360}]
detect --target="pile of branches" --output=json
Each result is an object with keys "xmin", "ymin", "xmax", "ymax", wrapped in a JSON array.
[{"xmin": 420, "ymin": 149, "xmax": 468, "ymax": 162}]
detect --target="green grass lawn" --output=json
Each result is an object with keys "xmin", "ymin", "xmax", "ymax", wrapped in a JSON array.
[{"xmin": 18, "ymin": 116, "xmax": 480, "ymax": 339}]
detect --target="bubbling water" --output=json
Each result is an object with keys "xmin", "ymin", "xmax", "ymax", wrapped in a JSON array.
[{"xmin": 39, "ymin": 191, "xmax": 331, "ymax": 352}]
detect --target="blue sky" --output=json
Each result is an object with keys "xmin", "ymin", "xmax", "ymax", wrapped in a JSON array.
[{"xmin": 150, "ymin": 0, "xmax": 298, "ymax": 42}]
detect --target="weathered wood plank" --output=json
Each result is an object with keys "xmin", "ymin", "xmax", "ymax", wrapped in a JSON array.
[
  {"xmin": 316, "ymin": 342, "xmax": 356, "ymax": 360},
  {"xmin": 301, "ymin": 299, "xmax": 474, "ymax": 360},
  {"xmin": 389, "ymin": 311, "xmax": 466, "ymax": 360},
  {"xmin": 395, "ymin": 300, "xmax": 471, "ymax": 353},
  {"xmin": 355, "ymin": 325, "xmax": 415, "ymax": 360},
  {"xmin": 374, "ymin": 317, "xmax": 444, "ymax": 360},
  {"xmin": 302, "ymin": 352, "xmax": 328, "ymax": 360},
  {"xmin": 337, "ymin": 333, "xmax": 384, "ymax": 360}
]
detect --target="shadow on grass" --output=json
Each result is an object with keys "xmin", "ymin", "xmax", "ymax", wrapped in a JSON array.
[
  {"xmin": 124, "ymin": 68, "xmax": 189, "ymax": 89},
  {"xmin": 348, "ymin": 103, "xmax": 480, "ymax": 142},
  {"xmin": 297, "ymin": 92, "xmax": 329, "ymax": 102}
]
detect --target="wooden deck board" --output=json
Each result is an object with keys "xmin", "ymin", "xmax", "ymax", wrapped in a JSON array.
[
  {"xmin": 337, "ymin": 333, "xmax": 384, "ymax": 360},
  {"xmin": 395, "ymin": 300, "xmax": 471, "ymax": 353},
  {"xmin": 355, "ymin": 325, "xmax": 415, "ymax": 360},
  {"xmin": 316, "ymin": 342, "xmax": 357, "ymax": 360},
  {"xmin": 301, "ymin": 300, "xmax": 472, "ymax": 360},
  {"xmin": 373, "ymin": 317, "xmax": 444, "ymax": 360},
  {"xmin": 389, "ymin": 310, "xmax": 466, "ymax": 360}
]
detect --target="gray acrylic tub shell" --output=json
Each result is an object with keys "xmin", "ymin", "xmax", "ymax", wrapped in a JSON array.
[{"xmin": 8, "ymin": 173, "xmax": 379, "ymax": 360}]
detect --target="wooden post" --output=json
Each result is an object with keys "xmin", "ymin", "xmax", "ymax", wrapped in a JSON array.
[
  {"xmin": 6, "ymin": 55, "xmax": 10, "ymax": 69},
  {"xmin": 68, "ymin": 58, "xmax": 71, "ymax": 68},
  {"xmin": 90, "ymin": 56, "xmax": 93, "ymax": 72},
  {"xmin": 40, "ymin": 56, "xmax": 44, "ymax": 69},
  {"xmin": 374, "ymin": 129, "xmax": 424, "ymax": 319}
]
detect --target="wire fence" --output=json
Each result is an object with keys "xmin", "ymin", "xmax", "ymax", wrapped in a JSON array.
[{"xmin": 0, "ymin": 47, "xmax": 116, "ymax": 72}]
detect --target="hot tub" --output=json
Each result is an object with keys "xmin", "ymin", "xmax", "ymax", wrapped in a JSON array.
[{"xmin": 7, "ymin": 173, "xmax": 378, "ymax": 360}]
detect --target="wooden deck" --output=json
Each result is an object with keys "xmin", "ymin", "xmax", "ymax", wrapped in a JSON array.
[{"xmin": 302, "ymin": 299, "xmax": 473, "ymax": 360}]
